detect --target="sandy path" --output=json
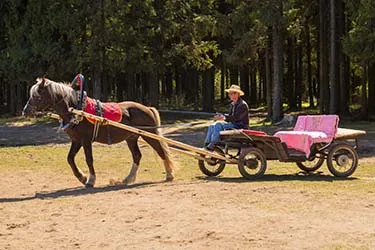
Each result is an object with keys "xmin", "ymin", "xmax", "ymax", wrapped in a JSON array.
[{"xmin": 1, "ymin": 167, "xmax": 375, "ymax": 250}]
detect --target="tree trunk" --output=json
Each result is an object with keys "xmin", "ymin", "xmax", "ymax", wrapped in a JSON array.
[
  {"xmin": 250, "ymin": 66, "xmax": 257, "ymax": 107},
  {"xmin": 265, "ymin": 40, "xmax": 272, "ymax": 119},
  {"xmin": 306, "ymin": 23, "xmax": 314, "ymax": 108},
  {"xmin": 175, "ymin": 66, "xmax": 182, "ymax": 96},
  {"xmin": 319, "ymin": 0, "xmax": 330, "ymax": 113},
  {"xmin": 16, "ymin": 82, "xmax": 24, "ymax": 113},
  {"xmin": 360, "ymin": 61, "xmax": 368, "ymax": 118},
  {"xmin": 368, "ymin": 61, "xmax": 375, "ymax": 115},
  {"xmin": 0, "ymin": 79, "xmax": 3, "ymax": 115},
  {"xmin": 272, "ymin": 2, "xmax": 283, "ymax": 122},
  {"xmin": 92, "ymin": 67, "xmax": 102, "ymax": 99},
  {"xmin": 240, "ymin": 65, "xmax": 250, "ymax": 104},
  {"xmin": 338, "ymin": 0, "xmax": 349, "ymax": 116},
  {"xmin": 164, "ymin": 67, "xmax": 173, "ymax": 100},
  {"xmin": 258, "ymin": 56, "xmax": 266, "ymax": 104},
  {"xmin": 295, "ymin": 43, "xmax": 303, "ymax": 110},
  {"xmin": 202, "ymin": 69, "xmax": 214, "ymax": 112},
  {"xmin": 287, "ymin": 37, "xmax": 296, "ymax": 110},
  {"xmin": 229, "ymin": 66, "xmax": 239, "ymax": 84},
  {"xmin": 221, "ymin": 62, "xmax": 226, "ymax": 101},
  {"xmin": 148, "ymin": 71, "xmax": 159, "ymax": 108},
  {"xmin": 9, "ymin": 83, "xmax": 16, "ymax": 115},
  {"xmin": 127, "ymin": 73, "xmax": 136, "ymax": 101},
  {"xmin": 116, "ymin": 72, "xmax": 125, "ymax": 101},
  {"xmin": 141, "ymin": 72, "xmax": 149, "ymax": 104},
  {"xmin": 329, "ymin": 0, "xmax": 339, "ymax": 114}
]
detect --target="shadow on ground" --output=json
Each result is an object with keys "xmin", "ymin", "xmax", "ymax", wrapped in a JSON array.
[
  {"xmin": 0, "ymin": 181, "xmax": 162, "ymax": 203},
  {"xmin": 198, "ymin": 172, "xmax": 358, "ymax": 183}
]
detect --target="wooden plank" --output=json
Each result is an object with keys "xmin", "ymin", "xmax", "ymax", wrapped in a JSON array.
[
  {"xmin": 47, "ymin": 113, "xmax": 61, "ymax": 120},
  {"xmin": 68, "ymin": 108, "xmax": 235, "ymax": 162},
  {"xmin": 335, "ymin": 128, "xmax": 366, "ymax": 140}
]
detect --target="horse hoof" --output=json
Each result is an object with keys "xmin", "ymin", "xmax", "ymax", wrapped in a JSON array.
[
  {"xmin": 85, "ymin": 183, "xmax": 94, "ymax": 188},
  {"xmin": 165, "ymin": 176, "xmax": 174, "ymax": 182},
  {"xmin": 80, "ymin": 176, "xmax": 88, "ymax": 185},
  {"xmin": 122, "ymin": 178, "xmax": 135, "ymax": 186}
]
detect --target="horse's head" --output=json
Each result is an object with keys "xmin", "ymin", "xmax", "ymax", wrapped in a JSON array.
[{"xmin": 23, "ymin": 78, "xmax": 56, "ymax": 117}]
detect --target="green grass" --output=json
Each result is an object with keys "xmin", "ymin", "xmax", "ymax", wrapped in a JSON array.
[{"xmin": 1, "ymin": 142, "xmax": 374, "ymax": 193}]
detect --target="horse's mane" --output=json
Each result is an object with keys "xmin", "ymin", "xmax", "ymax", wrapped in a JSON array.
[{"xmin": 31, "ymin": 78, "xmax": 78, "ymax": 105}]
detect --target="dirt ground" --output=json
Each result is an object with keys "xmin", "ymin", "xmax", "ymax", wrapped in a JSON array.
[{"xmin": 1, "ymin": 118, "xmax": 375, "ymax": 250}]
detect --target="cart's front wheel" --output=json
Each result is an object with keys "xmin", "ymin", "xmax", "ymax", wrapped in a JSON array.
[
  {"xmin": 296, "ymin": 154, "xmax": 325, "ymax": 173},
  {"xmin": 198, "ymin": 147, "xmax": 226, "ymax": 176},
  {"xmin": 327, "ymin": 144, "xmax": 358, "ymax": 177},
  {"xmin": 238, "ymin": 147, "xmax": 267, "ymax": 179}
]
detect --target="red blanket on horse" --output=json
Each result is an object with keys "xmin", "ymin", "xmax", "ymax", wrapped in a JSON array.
[{"xmin": 84, "ymin": 97, "xmax": 122, "ymax": 124}]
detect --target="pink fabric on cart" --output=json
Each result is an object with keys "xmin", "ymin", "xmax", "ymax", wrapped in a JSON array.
[{"xmin": 274, "ymin": 115, "xmax": 339, "ymax": 157}]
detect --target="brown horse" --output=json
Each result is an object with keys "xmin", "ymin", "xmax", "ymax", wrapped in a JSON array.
[{"xmin": 23, "ymin": 78, "xmax": 174, "ymax": 188}]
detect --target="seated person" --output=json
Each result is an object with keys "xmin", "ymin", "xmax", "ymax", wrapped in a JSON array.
[{"xmin": 204, "ymin": 84, "xmax": 249, "ymax": 151}]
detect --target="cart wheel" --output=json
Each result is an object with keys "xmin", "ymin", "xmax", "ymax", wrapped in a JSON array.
[
  {"xmin": 238, "ymin": 147, "xmax": 267, "ymax": 180},
  {"xmin": 198, "ymin": 147, "xmax": 226, "ymax": 176},
  {"xmin": 327, "ymin": 144, "xmax": 358, "ymax": 177},
  {"xmin": 296, "ymin": 154, "xmax": 325, "ymax": 173}
]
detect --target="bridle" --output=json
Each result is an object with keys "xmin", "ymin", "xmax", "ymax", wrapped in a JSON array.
[{"xmin": 25, "ymin": 93, "xmax": 70, "ymax": 116}]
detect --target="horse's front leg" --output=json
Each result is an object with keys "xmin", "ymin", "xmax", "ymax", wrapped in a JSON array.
[
  {"xmin": 82, "ymin": 141, "xmax": 96, "ymax": 188},
  {"xmin": 67, "ymin": 141, "xmax": 87, "ymax": 185}
]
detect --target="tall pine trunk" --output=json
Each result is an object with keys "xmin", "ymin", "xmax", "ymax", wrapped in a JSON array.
[
  {"xmin": 250, "ymin": 66, "xmax": 257, "ymax": 107},
  {"xmin": 319, "ymin": 0, "xmax": 330, "ymax": 113},
  {"xmin": 287, "ymin": 37, "xmax": 296, "ymax": 110},
  {"xmin": 220, "ymin": 60, "xmax": 226, "ymax": 101},
  {"xmin": 265, "ymin": 39, "xmax": 272, "ymax": 119},
  {"xmin": 368, "ymin": 61, "xmax": 375, "ymax": 115},
  {"xmin": 272, "ymin": 2, "xmax": 284, "ymax": 122},
  {"xmin": 306, "ymin": 23, "xmax": 314, "ymax": 108},
  {"xmin": 202, "ymin": 68, "xmax": 215, "ymax": 112},
  {"xmin": 338, "ymin": 0, "xmax": 349, "ymax": 115},
  {"xmin": 295, "ymin": 43, "xmax": 303, "ymax": 110},
  {"xmin": 360, "ymin": 61, "xmax": 368, "ymax": 118},
  {"xmin": 240, "ymin": 65, "xmax": 250, "ymax": 104},
  {"xmin": 329, "ymin": 0, "xmax": 339, "ymax": 114},
  {"xmin": 148, "ymin": 71, "xmax": 159, "ymax": 108}
]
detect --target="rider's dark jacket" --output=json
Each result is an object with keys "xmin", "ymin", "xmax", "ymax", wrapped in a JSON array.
[{"xmin": 224, "ymin": 98, "xmax": 249, "ymax": 129}]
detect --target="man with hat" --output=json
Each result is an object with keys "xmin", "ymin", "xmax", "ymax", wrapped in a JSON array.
[{"xmin": 204, "ymin": 84, "xmax": 249, "ymax": 151}]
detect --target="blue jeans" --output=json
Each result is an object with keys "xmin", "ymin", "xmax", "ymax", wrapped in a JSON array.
[{"xmin": 204, "ymin": 122, "xmax": 235, "ymax": 149}]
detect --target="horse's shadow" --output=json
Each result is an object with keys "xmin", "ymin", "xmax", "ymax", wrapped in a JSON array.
[
  {"xmin": 0, "ymin": 181, "xmax": 159, "ymax": 203},
  {"xmin": 198, "ymin": 172, "xmax": 358, "ymax": 183}
]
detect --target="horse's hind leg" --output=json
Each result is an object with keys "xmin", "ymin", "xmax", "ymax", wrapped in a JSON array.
[
  {"xmin": 67, "ymin": 141, "xmax": 87, "ymax": 185},
  {"xmin": 142, "ymin": 137, "xmax": 174, "ymax": 182},
  {"xmin": 82, "ymin": 141, "xmax": 96, "ymax": 188},
  {"xmin": 123, "ymin": 137, "xmax": 142, "ymax": 185}
]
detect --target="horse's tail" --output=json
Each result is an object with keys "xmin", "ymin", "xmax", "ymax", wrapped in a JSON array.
[
  {"xmin": 149, "ymin": 107, "xmax": 161, "ymax": 129},
  {"xmin": 149, "ymin": 106, "xmax": 169, "ymax": 155},
  {"xmin": 149, "ymin": 107, "xmax": 174, "ymax": 180}
]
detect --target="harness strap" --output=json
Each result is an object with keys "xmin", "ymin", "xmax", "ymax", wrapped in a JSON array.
[
  {"xmin": 94, "ymin": 99, "xmax": 103, "ymax": 117},
  {"xmin": 92, "ymin": 121, "xmax": 100, "ymax": 142}
]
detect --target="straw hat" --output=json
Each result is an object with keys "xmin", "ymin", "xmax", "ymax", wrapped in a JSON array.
[{"xmin": 225, "ymin": 84, "xmax": 244, "ymax": 96}]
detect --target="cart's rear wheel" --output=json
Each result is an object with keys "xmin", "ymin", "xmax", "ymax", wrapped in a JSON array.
[
  {"xmin": 296, "ymin": 154, "xmax": 325, "ymax": 173},
  {"xmin": 238, "ymin": 147, "xmax": 267, "ymax": 179},
  {"xmin": 198, "ymin": 147, "xmax": 226, "ymax": 176},
  {"xmin": 327, "ymin": 144, "xmax": 358, "ymax": 177}
]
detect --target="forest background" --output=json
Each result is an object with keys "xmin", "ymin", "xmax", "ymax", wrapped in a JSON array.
[{"xmin": 0, "ymin": 0, "xmax": 375, "ymax": 122}]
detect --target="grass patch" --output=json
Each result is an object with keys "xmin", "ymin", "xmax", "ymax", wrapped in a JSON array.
[{"xmin": 1, "ymin": 142, "xmax": 374, "ymax": 192}]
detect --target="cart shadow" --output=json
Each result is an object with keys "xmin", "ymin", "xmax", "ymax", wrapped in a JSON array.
[
  {"xmin": 198, "ymin": 172, "xmax": 358, "ymax": 183},
  {"xmin": 0, "ymin": 181, "xmax": 161, "ymax": 203}
]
